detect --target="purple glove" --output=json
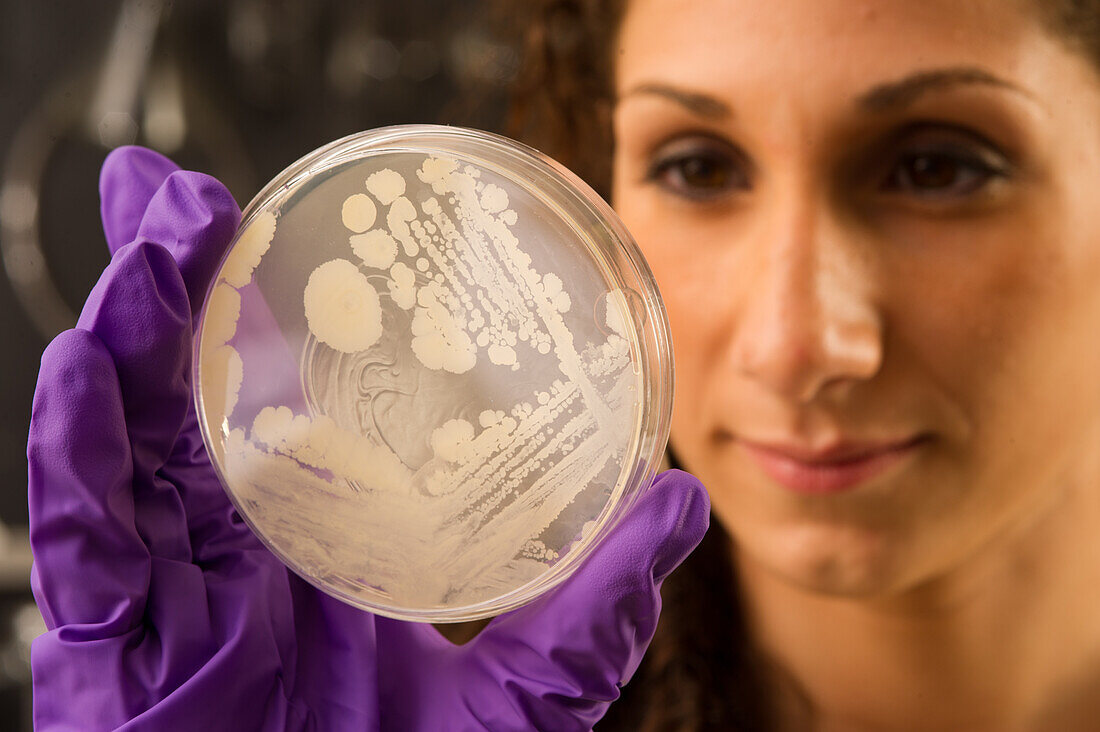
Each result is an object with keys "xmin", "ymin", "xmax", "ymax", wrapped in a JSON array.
[{"xmin": 27, "ymin": 146, "xmax": 709, "ymax": 731}]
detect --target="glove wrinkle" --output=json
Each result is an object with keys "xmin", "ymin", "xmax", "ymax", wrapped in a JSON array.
[
  {"xmin": 134, "ymin": 170, "xmax": 240, "ymax": 313},
  {"xmin": 29, "ymin": 329, "xmax": 151, "ymax": 634}
]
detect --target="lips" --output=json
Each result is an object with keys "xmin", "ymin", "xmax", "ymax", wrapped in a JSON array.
[{"xmin": 737, "ymin": 435, "xmax": 927, "ymax": 494}]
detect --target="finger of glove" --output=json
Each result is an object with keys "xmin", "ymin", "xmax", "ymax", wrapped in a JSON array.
[
  {"xmin": 376, "ymin": 469, "xmax": 710, "ymax": 732},
  {"xmin": 100, "ymin": 146, "xmax": 181, "ymax": 254},
  {"xmin": 28, "ymin": 329, "xmax": 151, "ymax": 633},
  {"xmin": 133, "ymin": 168, "xmax": 240, "ymax": 315},
  {"xmin": 138, "ymin": 170, "xmax": 249, "ymax": 555},
  {"xmin": 76, "ymin": 239, "xmax": 196, "ymax": 562}
]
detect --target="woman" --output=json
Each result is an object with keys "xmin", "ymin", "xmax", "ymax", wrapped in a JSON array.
[
  {"xmin": 27, "ymin": 0, "xmax": 1100, "ymax": 730},
  {"xmin": 508, "ymin": 0, "xmax": 1100, "ymax": 729}
]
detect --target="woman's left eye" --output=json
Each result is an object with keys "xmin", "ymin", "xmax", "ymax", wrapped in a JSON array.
[{"xmin": 880, "ymin": 138, "xmax": 1010, "ymax": 200}]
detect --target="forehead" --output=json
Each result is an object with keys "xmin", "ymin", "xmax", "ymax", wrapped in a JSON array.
[{"xmin": 615, "ymin": 0, "xmax": 1059, "ymax": 100}]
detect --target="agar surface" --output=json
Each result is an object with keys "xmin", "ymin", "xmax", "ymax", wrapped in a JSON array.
[{"xmin": 199, "ymin": 154, "xmax": 639, "ymax": 609}]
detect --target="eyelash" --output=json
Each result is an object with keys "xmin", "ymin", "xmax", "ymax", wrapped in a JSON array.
[
  {"xmin": 880, "ymin": 143, "xmax": 1009, "ymax": 200},
  {"xmin": 643, "ymin": 130, "xmax": 1011, "ymax": 204},
  {"xmin": 644, "ymin": 138, "xmax": 749, "ymax": 201}
]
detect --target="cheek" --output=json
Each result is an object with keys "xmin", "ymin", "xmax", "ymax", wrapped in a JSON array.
[
  {"xmin": 619, "ymin": 216, "xmax": 749, "ymax": 465},
  {"xmin": 885, "ymin": 204, "xmax": 1100, "ymax": 523},
  {"xmin": 660, "ymin": 250, "xmax": 734, "ymax": 437}
]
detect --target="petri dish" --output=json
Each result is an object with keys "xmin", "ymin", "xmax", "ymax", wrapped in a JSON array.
[{"xmin": 193, "ymin": 125, "xmax": 673, "ymax": 622}]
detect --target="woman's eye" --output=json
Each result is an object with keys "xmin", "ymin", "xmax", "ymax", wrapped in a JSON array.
[
  {"xmin": 880, "ymin": 140, "xmax": 1010, "ymax": 200},
  {"xmin": 645, "ymin": 138, "xmax": 748, "ymax": 200}
]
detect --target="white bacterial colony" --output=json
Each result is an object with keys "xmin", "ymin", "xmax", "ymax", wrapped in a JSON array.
[
  {"xmin": 198, "ymin": 154, "xmax": 640, "ymax": 609},
  {"xmin": 303, "ymin": 259, "xmax": 383, "ymax": 354}
]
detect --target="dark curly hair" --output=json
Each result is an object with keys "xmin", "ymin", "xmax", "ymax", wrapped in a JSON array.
[
  {"xmin": 497, "ymin": 0, "xmax": 624, "ymax": 201},
  {"xmin": 495, "ymin": 1, "xmax": 1100, "ymax": 729}
]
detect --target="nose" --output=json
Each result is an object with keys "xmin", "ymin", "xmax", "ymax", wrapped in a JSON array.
[{"xmin": 729, "ymin": 189, "xmax": 883, "ymax": 404}]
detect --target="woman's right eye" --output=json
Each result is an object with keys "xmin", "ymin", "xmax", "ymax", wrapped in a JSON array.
[{"xmin": 644, "ymin": 137, "xmax": 749, "ymax": 200}]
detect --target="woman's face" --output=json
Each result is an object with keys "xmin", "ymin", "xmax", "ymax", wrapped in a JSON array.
[{"xmin": 612, "ymin": 0, "xmax": 1100, "ymax": 596}]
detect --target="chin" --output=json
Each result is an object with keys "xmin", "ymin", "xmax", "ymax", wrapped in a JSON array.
[{"xmin": 736, "ymin": 518, "xmax": 915, "ymax": 599}]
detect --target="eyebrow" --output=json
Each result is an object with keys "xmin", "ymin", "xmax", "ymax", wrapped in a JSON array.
[
  {"xmin": 857, "ymin": 66, "xmax": 1034, "ymax": 111},
  {"xmin": 618, "ymin": 66, "xmax": 1034, "ymax": 119},
  {"xmin": 617, "ymin": 82, "xmax": 732, "ymax": 119}
]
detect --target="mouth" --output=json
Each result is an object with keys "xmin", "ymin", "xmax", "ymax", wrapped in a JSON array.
[{"xmin": 736, "ymin": 435, "xmax": 929, "ymax": 495}]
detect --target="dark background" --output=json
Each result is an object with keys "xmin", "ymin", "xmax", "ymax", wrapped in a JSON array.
[{"xmin": 0, "ymin": 1, "xmax": 512, "ymax": 727}]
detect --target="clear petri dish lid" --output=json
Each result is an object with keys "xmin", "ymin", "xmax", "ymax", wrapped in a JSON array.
[{"xmin": 193, "ymin": 124, "xmax": 673, "ymax": 622}]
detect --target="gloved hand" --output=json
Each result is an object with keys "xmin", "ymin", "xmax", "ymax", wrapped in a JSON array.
[{"xmin": 27, "ymin": 146, "xmax": 709, "ymax": 731}]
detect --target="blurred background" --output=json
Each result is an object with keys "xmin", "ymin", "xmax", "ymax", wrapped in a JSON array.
[{"xmin": 0, "ymin": 1, "xmax": 514, "ymax": 727}]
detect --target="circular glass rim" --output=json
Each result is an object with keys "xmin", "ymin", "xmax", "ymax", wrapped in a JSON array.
[{"xmin": 193, "ymin": 124, "xmax": 675, "ymax": 622}]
